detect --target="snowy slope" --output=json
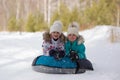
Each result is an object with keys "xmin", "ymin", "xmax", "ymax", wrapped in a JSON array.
[{"xmin": 0, "ymin": 26, "xmax": 120, "ymax": 80}]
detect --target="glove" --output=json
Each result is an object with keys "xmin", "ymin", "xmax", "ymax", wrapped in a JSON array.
[
  {"xmin": 49, "ymin": 49, "xmax": 65, "ymax": 60},
  {"xmin": 58, "ymin": 50, "xmax": 65, "ymax": 58},
  {"xmin": 49, "ymin": 49, "xmax": 58, "ymax": 56},
  {"xmin": 69, "ymin": 51, "xmax": 79, "ymax": 62},
  {"xmin": 49, "ymin": 49, "xmax": 59, "ymax": 60},
  {"xmin": 54, "ymin": 50, "xmax": 65, "ymax": 60}
]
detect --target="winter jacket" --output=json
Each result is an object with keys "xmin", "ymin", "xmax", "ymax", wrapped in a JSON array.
[
  {"xmin": 64, "ymin": 35, "xmax": 86, "ymax": 59},
  {"xmin": 42, "ymin": 31, "xmax": 66, "ymax": 56}
]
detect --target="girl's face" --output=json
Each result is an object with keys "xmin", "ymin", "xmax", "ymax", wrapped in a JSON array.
[
  {"xmin": 68, "ymin": 34, "xmax": 77, "ymax": 42},
  {"xmin": 51, "ymin": 32, "xmax": 61, "ymax": 39}
]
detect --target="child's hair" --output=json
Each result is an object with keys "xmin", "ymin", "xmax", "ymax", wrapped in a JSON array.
[{"xmin": 43, "ymin": 31, "xmax": 51, "ymax": 42}]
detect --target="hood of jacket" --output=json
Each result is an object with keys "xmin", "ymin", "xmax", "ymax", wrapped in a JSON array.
[
  {"xmin": 43, "ymin": 31, "xmax": 66, "ymax": 43},
  {"xmin": 77, "ymin": 35, "xmax": 85, "ymax": 44},
  {"xmin": 66, "ymin": 34, "xmax": 84, "ymax": 45}
]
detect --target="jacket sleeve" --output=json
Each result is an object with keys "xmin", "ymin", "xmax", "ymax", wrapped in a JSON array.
[
  {"xmin": 77, "ymin": 43, "xmax": 86, "ymax": 59},
  {"xmin": 42, "ymin": 41, "xmax": 53, "ymax": 56}
]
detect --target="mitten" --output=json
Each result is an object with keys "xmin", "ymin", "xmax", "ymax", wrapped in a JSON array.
[
  {"xmin": 49, "ymin": 49, "xmax": 57, "ymax": 56},
  {"xmin": 69, "ymin": 51, "xmax": 79, "ymax": 62},
  {"xmin": 58, "ymin": 50, "xmax": 65, "ymax": 58},
  {"xmin": 49, "ymin": 49, "xmax": 61, "ymax": 60}
]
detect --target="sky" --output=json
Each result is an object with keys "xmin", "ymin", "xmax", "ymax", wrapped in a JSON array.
[{"xmin": 0, "ymin": 25, "xmax": 120, "ymax": 80}]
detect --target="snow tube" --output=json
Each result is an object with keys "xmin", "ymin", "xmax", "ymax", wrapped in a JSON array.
[{"xmin": 32, "ymin": 55, "xmax": 86, "ymax": 74}]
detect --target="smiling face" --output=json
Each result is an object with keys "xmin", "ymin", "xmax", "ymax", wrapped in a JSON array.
[
  {"xmin": 67, "ymin": 34, "xmax": 77, "ymax": 42},
  {"xmin": 51, "ymin": 31, "xmax": 61, "ymax": 39}
]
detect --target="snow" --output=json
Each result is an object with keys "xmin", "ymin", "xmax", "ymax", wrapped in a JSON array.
[{"xmin": 0, "ymin": 26, "xmax": 120, "ymax": 80}]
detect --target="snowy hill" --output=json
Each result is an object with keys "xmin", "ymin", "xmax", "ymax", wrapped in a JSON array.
[{"xmin": 0, "ymin": 26, "xmax": 120, "ymax": 80}]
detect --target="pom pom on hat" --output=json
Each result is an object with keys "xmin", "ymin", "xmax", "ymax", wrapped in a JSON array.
[
  {"xmin": 50, "ymin": 20, "xmax": 63, "ymax": 34},
  {"xmin": 67, "ymin": 22, "xmax": 80, "ymax": 36}
]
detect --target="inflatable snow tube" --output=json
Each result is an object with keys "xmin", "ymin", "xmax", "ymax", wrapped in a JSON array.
[{"xmin": 32, "ymin": 55, "xmax": 86, "ymax": 74}]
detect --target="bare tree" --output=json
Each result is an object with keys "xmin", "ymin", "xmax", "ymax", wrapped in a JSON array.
[
  {"xmin": 117, "ymin": 2, "xmax": 120, "ymax": 27},
  {"xmin": 57, "ymin": 0, "xmax": 60, "ymax": 14},
  {"xmin": 48, "ymin": 0, "xmax": 51, "ymax": 25},
  {"xmin": 44, "ymin": 0, "xmax": 47, "ymax": 22},
  {"xmin": 24, "ymin": 0, "xmax": 30, "ymax": 19},
  {"xmin": 2, "ymin": 0, "xmax": 9, "ymax": 31},
  {"xmin": 16, "ymin": 0, "xmax": 20, "ymax": 20},
  {"xmin": 43, "ymin": 0, "xmax": 51, "ymax": 26},
  {"xmin": 37, "ymin": 0, "xmax": 40, "ymax": 11},
  {"xmin": 117, "ymin": 6, "xmax": 120, "ymax": 27}
]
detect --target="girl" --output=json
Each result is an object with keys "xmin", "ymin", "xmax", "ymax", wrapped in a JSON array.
[
  {"xmin": 65, "ymin": 22, "xmax": 93, "ymax": 73},
  {"xmin": 65, "ymin": 22, "xmax": 86, "ymax": 60},
  {"xmin": 42, "ymin": 20, "xmax": 66, "ymax": 60}
]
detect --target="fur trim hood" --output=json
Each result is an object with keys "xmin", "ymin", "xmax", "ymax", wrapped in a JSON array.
[
  {"xmin": 66, "ymin": 34, "xmax": 85, "ymax": 44},
  {"xmin": 43, "ymin": 31, "xmax": 66, "ymax": 43},
  {"xmin": 77, "ymin": 35, "xmax": 85, "ymax": 44}
]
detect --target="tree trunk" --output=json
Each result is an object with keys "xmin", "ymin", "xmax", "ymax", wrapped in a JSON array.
[
  {"xmin": 44, "ymin": 0, "xmax": 47, "ymax": 22},
  {"xmin": 48, "ymin": 0, "xmax": 51, "ymax": 25},
  {"xmin": 16, "ymin": 0, "xmax": 20, "ymax": 20},
  {"xmin": 24, "ymin": 0, "xmax": 29, "ymax": 19},
  {"xmin": 37, "ymin": 0, "xmax": 40, "ymax": 11},
  {"xmin": 117, "ymin": 6, "xmax": 120, "ymax": 27},
  {"xmin": 2, "ymin": 0, "xmax": 9, "ymax": 31}
]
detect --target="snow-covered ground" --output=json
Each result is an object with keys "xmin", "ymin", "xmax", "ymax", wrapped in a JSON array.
[{"xmin": 0, "ymin": 26, "xmax": 120, "ymax": 80}]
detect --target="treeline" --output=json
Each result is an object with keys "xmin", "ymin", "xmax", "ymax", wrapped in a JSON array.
[
  {"xmin": 1, "ymin": 0, "xmax": 120, "ymax": 32},
  {"xmin": 51, "ymin": 0, "xmax": 120, "ymax": 31},
  {"xmin": 7, "ymin": 12, "xmax": 48, "ymax": 32}
]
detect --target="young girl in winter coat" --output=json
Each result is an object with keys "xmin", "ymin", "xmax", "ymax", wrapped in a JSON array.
[
  {"xmin": 42, "ymin": 20, "xmax": 66, "ymax": 60},
  {"xmin": 65, "ymin": 22, "xmax": 93, "ymax": 73},
  {"xmin": 65, "ymin": 22, "xmax": 86, "ymax": 60}
]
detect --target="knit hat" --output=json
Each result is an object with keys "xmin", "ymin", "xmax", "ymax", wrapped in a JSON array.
[
  {"xmin": 50, "ymin": 20, "xmax": 63, "ymax": 34},
  {"xmin": 67, "ymin": 22, "xmax": 79, "ymax": 36}
]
